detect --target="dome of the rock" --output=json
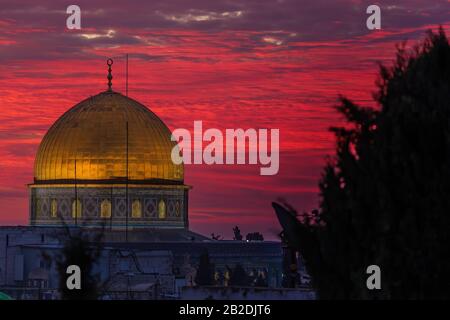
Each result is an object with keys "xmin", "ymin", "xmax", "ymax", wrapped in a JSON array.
[
  {"xmin": 34, "ymin": 91, "xmax": 183, "ymax": 183},
  {"xmin": 29, "ymin": 74, "xmax": 189, "ymax": 229}
]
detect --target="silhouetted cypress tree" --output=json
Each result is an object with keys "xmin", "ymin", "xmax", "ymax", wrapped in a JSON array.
[
  {"xmin": 195, "ymin": 251, "xmax": 214, "ymax": 286},
  {"xmin": 255, "ymin": 273, "xmax": 268, "ymax": 287},
  {"xmin": 285, "ymin": 27, "xmax": 450, "ymax": 299},
  {"xmin": 229, "ymin": 264, "xmax": 249, "ymax": 287},
  {"xmin": 56, "ymin": 228, "xmax": 103, "ymax": 300}
]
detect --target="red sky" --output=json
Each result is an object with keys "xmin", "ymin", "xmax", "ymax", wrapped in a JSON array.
[{"xmin": 0, "ymin": 1, "xmax": 449, "ymax": 239}]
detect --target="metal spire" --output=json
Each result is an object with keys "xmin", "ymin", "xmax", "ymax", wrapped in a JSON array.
[
  {"xmin": 126, "ymin": 54, "xmax": 129, "ymax": 96},
  {"xmin": 107, "ymin": 58, "xmax": 113, "ymax": 91}
]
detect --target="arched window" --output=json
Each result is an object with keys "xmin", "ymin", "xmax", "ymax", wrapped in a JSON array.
[
  {"xmin": 158, "ymin": 199, "xmax": 166, "ymax": 219},
  {"xmin": 72, "ymin": 199, "xmax": 82, "ymax": 218},
  {"xmin": 51, "ymin": 199, "xmax": 58, "ymax": 218},
  {"xmin": 100, "ymin": 200, "xmax": 111, "ymax": 218},
  {"xmin": 224, "ymin": 270, "xmax": 230, "ymax": 287},
  {"xmin": 132, "ymin": 200, "xmax": 142, "ymax": 218}
]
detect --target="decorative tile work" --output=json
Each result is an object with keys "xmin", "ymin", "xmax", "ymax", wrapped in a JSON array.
[
  {"xmin": 175, "ymin": 201, "xmax": 181, "ymax": 217},
  {"xmin": 41, "ymin": 198, "xmax": 49, "ymax": 218},
  {"xmin": 144, "ymin": 199, "xmax": 156, "ymax": 217},
  {"xmin": 168, "ymin": 200, "xmax": 175, "ymax": 218},
  {"xmin": 115, "ymin": 198, "xmax": 127, "ymax": 217},
  {"xmin": 30, "ymin": 186, "xmax": 188, "ymax": 226},
  {"xmin": 84, "ymin": 197, "xmax": 98, "ymax": 218},
  {"xmin": 59, "ymin": 198, "xmax": 70, "ymax": 217}
]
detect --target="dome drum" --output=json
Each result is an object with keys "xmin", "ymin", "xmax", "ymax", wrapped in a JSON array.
[{"xmin": 29, "ymin": 185, "xmax": 189, "ymax": 229}]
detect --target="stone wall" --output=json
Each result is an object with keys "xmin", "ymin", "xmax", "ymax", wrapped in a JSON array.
[{"xmin": 180, "ymin": 286, "xmax": 316, "ymax": 300}]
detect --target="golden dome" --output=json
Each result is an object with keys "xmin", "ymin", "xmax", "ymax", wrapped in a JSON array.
[{"xmin": 34, "ymin": 91, "xmax": 183, "ymax": 183}]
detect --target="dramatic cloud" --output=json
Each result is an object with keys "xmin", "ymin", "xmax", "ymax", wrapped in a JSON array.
[{"xmin": 0, "ymin": 0, "xmax": 449, "ymax": 238}]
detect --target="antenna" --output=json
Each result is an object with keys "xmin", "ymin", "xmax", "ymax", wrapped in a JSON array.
[
  {"xmin": 125, "ymin": 121, "xmax": 129, "ymax": 242},
  {"xmin": 126, "ymin": 54, "xmax": 129, "ymax": 96},
  {"xmin": 110, "ymin": 185, "xmax": 113, "ymax": 231},
  {"xmin": 74, "ymin": 158, "xmax": 78, "ymax": 226}
]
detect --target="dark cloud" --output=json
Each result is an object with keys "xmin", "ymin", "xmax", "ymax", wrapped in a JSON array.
[
  {"xmin": 0, "ymin": 0, "xmax": 449, "ymax": 232},
  {"xmin": 5, "ymin": 142, "xmax": 37, "ymax": 157},
  {"xmin": 3, "ymin": 0, "xmax": 449, "ymax": 33},
  {"xmin": 1, "ymin": 0, "xmax": 449, "ymax": 62}
]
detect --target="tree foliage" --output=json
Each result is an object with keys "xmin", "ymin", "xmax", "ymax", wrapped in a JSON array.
[
  {"xmin": 195, "ymin": 251, "xmax": 214, "ymax": 286},
  {"xmin": 246, "ymin": 232, "xmax": 264, "ymax": 241},
  {"xmin": 229, "ymin": 264, "xmax": 249, "ymax": 287},
  {"xmin": 233, "ymin": 226, "xmax": 243, "ymax": 241},
  {"xmin": 56, "ymin": 228, "xmax": 103, "ymax": 300},
  {"xmin": 295, "ymin": 28, "xmax": 450, "ymax": 299}
]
